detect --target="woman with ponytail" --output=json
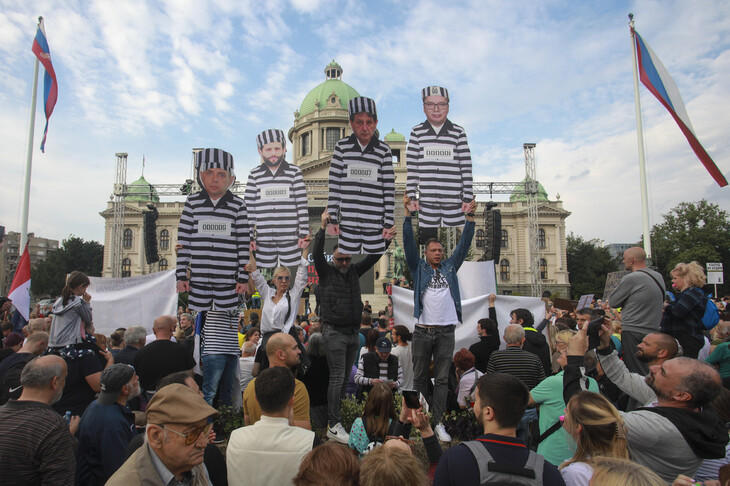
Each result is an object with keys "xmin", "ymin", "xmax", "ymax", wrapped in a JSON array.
[{"xmin": 559, "ymin": 391, "xmax": 629, "ymax": 486}]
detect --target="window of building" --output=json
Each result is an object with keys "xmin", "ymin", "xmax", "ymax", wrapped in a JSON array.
[
  {"xmin": 325, "ymin": 127, "xmax": 340, "ymax": 151},
  {"xmin": 123, "ymin": 229, "xmax": 133, "ymax": 249},
  {"xmin": 301, "ymin": 132, "xmax": 311, "ymax": 156},
  {"xmin": 475, "ymin": 229, "xmax": 485, "ymax": 248},
  {"xmin": 501, "ymin": 229, "xmax": 508, "ymax": 248},
  {"xmin": 540, "ymin": 258, "xmax": 548, "ymax": 280},
  {"xmin": 122, "ymin": 258, "xmax": 131, "ymax": 278},
  {"xmin": 160, "ymin": 229, "xmax": 170, "ymax": 250},
  {"xmin": 159, "ymin": 258, "xmax": 168, "ymax": 271},
  {"xmin": 500, "ymin": 259, "xmax": 510, "ymax": 282},
  {"xmin": 538, "ymin": 228, "xmax": 546, "ymax": 249}
]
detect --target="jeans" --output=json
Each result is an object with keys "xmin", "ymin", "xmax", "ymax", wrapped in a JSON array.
[
  {"xmin": 324, "ymin": 326, "xmax": 359, "ymax": 426},
  {"xmin": 412, "ymin": 325, "xmax": 455, "ymax": 424},
  {"xmin": 201, "ymin": 353, "xmax": 238, "ymax": 407},
  {"xmin": 516, "ymin": 407, "xmax": 538, "ymax": 443}
]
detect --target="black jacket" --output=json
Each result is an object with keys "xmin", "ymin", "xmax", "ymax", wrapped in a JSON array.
[{"xmin": 522, "ymin": 328, "xmax": 552, "ymax": 376}]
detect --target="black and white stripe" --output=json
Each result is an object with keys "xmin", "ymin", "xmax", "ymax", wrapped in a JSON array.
[
  {"xmin": 256, "ymin": 129, "xmax": 286, "ymax": 149},
  {"xmin": 348, "ymin": 96, "xmax": 377, "ymax": 118},
  {"xmin": 406, "ymin": 119, "xmax": 473, "ymax": 228},
  {"xmin": 244, "ymin": 161, "xmax": 309, "ymax": 267},
  {"xmin": 421, "ymin": 85, "xmax": 449, "ymax": 100},
  {"xmin": 176, "ymin": 190, "xmax": 250, "ymax": 311},
  {"xmin": 327, "ymin": 134, "xmax": 395, "ymax": 254},
  {"xmin": 201, "ymin": 310, "xmax": 240, "ymax": 356}
]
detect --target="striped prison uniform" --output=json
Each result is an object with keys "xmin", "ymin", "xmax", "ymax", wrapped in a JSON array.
[
  {"xmin": 201, "ymin": 310, "xmax": 240, "ymax": 357},
  {"xmin": 327, "ymin": 134, "xmax": 395, "ymax": 254},
  {"xmin": 406, "ymin": 119, "xmax": 473, "ymax": 228},
  {"xmin": 176, "ymin": 189, "xmax": 250, "ymax": 311},
  {"xmin": 244, "ymin": 161, "xmax": 309, "ymax": 268}
]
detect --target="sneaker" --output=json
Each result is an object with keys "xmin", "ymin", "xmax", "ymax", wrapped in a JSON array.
[
  {"xmin": 434, "ymin": 423, "xmax": 452, "ymax": 442},
  {"xmin": 327, "ymin": 423, "xmax": 350, "ymax": 444}
]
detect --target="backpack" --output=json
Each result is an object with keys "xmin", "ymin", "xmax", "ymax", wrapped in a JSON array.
[
  {"xmin": 0, "ymin": 354, "xmax": 36, "ymax": 405},
  {"xmin": 462, "ymin": 441, "xmax": 544, "ymax": 485},
  {"xmin": 701, "ymin": 292, "xmax": 720, "ymax": 330}
]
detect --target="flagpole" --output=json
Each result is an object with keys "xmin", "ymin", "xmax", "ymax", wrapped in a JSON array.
[
  {"xmin": 21, "ymin": 16, "xmax": 43, "ymax": 252},
  {"xmin": 629, "ymin": 13, "xmax": 652, "ymax": 260}
]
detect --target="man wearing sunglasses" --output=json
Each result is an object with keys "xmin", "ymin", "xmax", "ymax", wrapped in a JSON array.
[
  {"xmin": 314, "ymin": 209, "xmax": 393, "ymax": 443},
  {"xmin": 107, "ymin": 383, "xmax": 218, "ymax": 485}
]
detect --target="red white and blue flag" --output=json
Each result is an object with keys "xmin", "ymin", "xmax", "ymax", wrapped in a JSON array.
[
  {"xmin": 8, "ymin": 244, "xmax": 31, "ymax": 322},
  {"xmin": 31, "ymin": 18, "xmax": 58, "ymax": 153},
  {"xmin": 633, "ymin": 28, "xmax": 727, "ymax": 187}
]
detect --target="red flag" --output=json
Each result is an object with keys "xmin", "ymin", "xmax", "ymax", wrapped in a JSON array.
[{"xmin": 8, "ymin": 244, "xmax": 31, "ymax": 321}]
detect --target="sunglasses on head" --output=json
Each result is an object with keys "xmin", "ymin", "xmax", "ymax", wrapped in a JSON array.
[{"xmin": 163, "ymin": 423, "xmax": 212, "ymax": 446}]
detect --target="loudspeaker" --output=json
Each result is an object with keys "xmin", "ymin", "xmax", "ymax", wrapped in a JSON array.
[
  {"xmin": 482, "ymin": 208, "xmax": 501, "ymax": 262},
  {"xmin": 143, "ymin": 206, "xmax": 159, "ymax": 264}
]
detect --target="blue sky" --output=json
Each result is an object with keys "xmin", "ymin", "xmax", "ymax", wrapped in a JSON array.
[{"xmin": 2, "ymin": 0, "xmax": 729, "ymax": 248}]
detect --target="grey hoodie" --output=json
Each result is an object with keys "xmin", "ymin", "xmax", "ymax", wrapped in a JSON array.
[{"xmin": 48, "ymin": 295, "xmax": 93, "ymax": 347}]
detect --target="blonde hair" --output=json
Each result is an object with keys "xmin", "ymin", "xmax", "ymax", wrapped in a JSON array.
[
  {"xmin": 554, "ymin": 330, "xmax": 575, "ymax": 345},
  {"xmin": 273, "ymin": 266, "xmax": 290, "ymax": 280},
  {"xmin": 561, "ymin": 391, "xmax": 629, "ymax": 469},
  {"xmin": 359, "ymin": 446, "xmax": 426, "ymax": 486},
  {"xmin": 671, "ymin": 261, "xmax": 706, "ymax": 288},
  {"xmin": 589, "ymin": 457, "xmax": 665, "ymax": 486}
]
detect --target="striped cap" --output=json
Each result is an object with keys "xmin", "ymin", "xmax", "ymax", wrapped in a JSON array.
[
  {"xmin": 421, "ymin": 86, "xmax": 449, "ymax": 101},
  {"xmin": 195, "ymin": 148, "xmax": 234, "ymax": 173},
  {"xmin": 256, "ymin": 129, "xmax": 286, "ymax": 150},
  {"xmin": 348, "ymin": 96, "xmax": 377, "ymax": 118}
]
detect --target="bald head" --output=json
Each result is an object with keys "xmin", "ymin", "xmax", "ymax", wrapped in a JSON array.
[
  {"xmin": 650, "ymin": 332, "xmax": 678, "ymax": 358},
  {"xmin": 28, "ymin": 318, "xmax": 46, "ymax": 334},
  {"xmin": 242, "ymin": 341, "xmax": 256, "ymax": 357},
  {"xmin": 266, "ymin": 332, "xmax": 300, "ymax": 368},
  {"xmin": 623, "ymin": 247, "xmax": 647, "ymax": 271},
  {"xmin": 21, "ymin": 331, "xmax": 49, "ymax": 356},
  {"xmin": 20, "ymin": 355, "xmax": 66, "ymax": 390},
  {"xmin": 153, "ymin": 315, "xmax": 176, "ymax": 339},
  {"xmin": 504, "ymin": 324, "xmax": 525, "ymax": 346},
  {"xmin": 674, "ymin": 357, "xmax": 722, "ymax": 408}
]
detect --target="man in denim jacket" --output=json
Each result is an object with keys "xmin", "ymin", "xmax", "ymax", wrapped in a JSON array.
[{"xmin": 403, "ymin": 195, "xmax": 476, "ymax": 442}]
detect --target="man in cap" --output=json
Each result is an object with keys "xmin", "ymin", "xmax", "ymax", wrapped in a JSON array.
[
  {"xmin": 406, "ymin": 86, "xmax": 474, "ymax": 228},
  {"xmin": 325, "ymin": 96, "xmax": 396, "ymax": 254},
  {"xmin": 245, "ymin": 129, "xmax": 309, "ymax": 268},
  {"xmin": 75, "ymin": 363, "xmax": 140, "ymax": 485},
  {"xmin": 176, "ymin": 148, "xmax": 250, "ymax": 311},
  {"xmin": 354, "ymin": 336, "xmax": 403, "ymax": 394},
  {"xmin": 107, "ymin": 383, "xmax": 218, "ymax": 485}
]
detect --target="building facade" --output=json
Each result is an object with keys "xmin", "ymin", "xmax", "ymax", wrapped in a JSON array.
[{"xmin": 0, "ymin": 231, "xmax": 59, "ymax": 296}]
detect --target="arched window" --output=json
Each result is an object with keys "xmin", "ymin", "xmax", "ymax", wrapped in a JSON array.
[
  {"xmin": 500, "ymin": 259, "xmax": 510, "ymax": 282},
  {"xmin": 123, "ymin": 229, "xmax": 133, "ymax": 249},
  {"xmin": 122, "ymin": 258, "xmax": 131, "ymax": 278},
  {"xmin": 500, "ymin": 229, "xmax": 508, "ymax": 248},
  {"xmin": 538, "ymin": 228, "xmax": 546, "ymax": 249},
  {"xmin": 540, "ymin": 258, "xmax": 548, "ymax": 280},
  {"xmin": 159, "ymin": 258, "xmax": 168, "ymax": 271},
  {"xmin": 475, "ymin": 229, "xmax": 485, "ymax": 248},
  {"xmin": 160, "ymin": 229, "xmax": 170, "ymax": 250}
]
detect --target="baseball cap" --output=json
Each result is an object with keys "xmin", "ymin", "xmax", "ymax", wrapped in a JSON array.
[
  {"xmin": 376, "ymin": 337, "xmax": 392, "ymax": 353},
  {"xmin": 98, "ymin": 363, "xmax": 136, "ymax": 405}
]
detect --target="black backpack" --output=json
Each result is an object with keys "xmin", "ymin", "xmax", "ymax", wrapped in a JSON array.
[
  {"xmin": 0, "ymin": 354, "xmax": 36, "ymax": 405},
  {"xmin": 462, "ymin": 441, "xmax": 544, "ymax": 485}
]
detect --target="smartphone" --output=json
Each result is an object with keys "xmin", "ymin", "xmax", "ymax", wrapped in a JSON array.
[
  {"xmin": 586, "ymin": 316, "xmax": 605, "ymax": 350},
  {"xmin": 402, "ymin": 389, "xmax": 421, "ymax": 410}
]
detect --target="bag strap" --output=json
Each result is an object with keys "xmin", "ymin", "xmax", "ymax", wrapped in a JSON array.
[
  {"xmin": 534, "ymin": 421, "xmax": 562, "ymax": 444},
  {"xmin": 636, "ymin": 269, "xmax": 664, "ymax": 294}
]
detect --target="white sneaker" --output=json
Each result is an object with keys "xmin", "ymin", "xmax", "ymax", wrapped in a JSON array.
[
  {"xmin": 434, "ymin": 423, "xmax": 452, "ymax": 442},
  {"xmin": 327, "ymin": 423, "xmax": 350, "ymax": 444}
]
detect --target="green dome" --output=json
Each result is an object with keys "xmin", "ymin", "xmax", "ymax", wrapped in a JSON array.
[
  {"xmin": 384, "ymin": 129, "xmax": 405, "ymax": 142},
  {"xmin": 298, "ymin": 60, "xmax": 360, "ymax": 119},
  {"xmin": 127, "ymin": 175, "xmax": 160, "ymax": 202},
  {"xmin": 509, "ymin": 178, "xmax": 549, "ymax": 202}
]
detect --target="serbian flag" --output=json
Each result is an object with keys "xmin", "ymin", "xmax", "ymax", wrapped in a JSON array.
[
  {"xmin": 633, "ymin": 28, "xmax": 727, "ymax": 187},
  {"xmin": 31, "ymin": 18, "xmax": 58, "ymax": 153},
  {"xmin": 8, "ymin": 244, "xmax": 31, "ymax": 322}
]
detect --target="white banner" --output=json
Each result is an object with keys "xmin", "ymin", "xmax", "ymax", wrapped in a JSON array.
[
  {"xmin": 87, "ymin": 270, "xmax": 178, "ymax": 336},
  {"xmin": 391, "ymin": 262, "xmax": 546, "ymax": 356}
]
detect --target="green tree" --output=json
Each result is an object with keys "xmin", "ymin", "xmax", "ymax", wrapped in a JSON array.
[
  {"xmin": 566, "ymin": 233, "xmax": 619, "ymax": 299},
  {"xmin": 31, "ymin": 236, "xmax": 104, "ymax": 298},
  {"xmin": 649, "ymin": 199, "xmax": 730, "ymax": 296}
]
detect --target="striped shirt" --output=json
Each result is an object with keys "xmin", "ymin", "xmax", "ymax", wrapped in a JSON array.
[
  {"xmin": 327, "ymin": 134, "xmax": 395, "ymax": 229},
  {"xmin": 406, "ymin": 119, "xmax": 473, "ymax": 203},
  {"xmin": 244, "ymin": 161, "xmax": 309, "ymax": 240},
  {"xmin": 486, "ymin": 346, "xmax": 546, "ymax": 390},
  {"xmin": 176, "ymin": 189, "xmax": 250, "ymax": 286},
  {"xmin": 354, "ymin": 353, "xmax": 404, "ymax": 388},
  {"xmin": 201, "ymin": 310, "xmax": 240, "ymax": 356}
]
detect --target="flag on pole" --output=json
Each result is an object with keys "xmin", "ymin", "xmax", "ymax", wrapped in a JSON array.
[
  {"xmin": 632, "ymin": 28, "xmax": 727, "ymax": 187},
  {"xmin": 31, "ymin": 18, "xmax": 58, "ymax": 153},
  {"xmin": 8, "ymin": 244, "xmax": 31, "ymax": 322}
]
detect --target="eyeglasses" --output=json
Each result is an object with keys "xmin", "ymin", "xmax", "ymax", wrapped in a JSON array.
[
  {"xmin": 423, "ymin": 102, "xmax": 448, "ymax": 110},
  {"xmin": 162, "ymin": 423, "xmax": 212, "ymax": 446},
  {"xmin": 334, "ymin": 257, "xmax": 352, "ymax": 263},
  {"xmin": 275, "ymin": 276, "xmax": 291, "ymax": 281},
  {"xmin": 385, "ymin": 435, "xmax": 415, "ymax": 453}
]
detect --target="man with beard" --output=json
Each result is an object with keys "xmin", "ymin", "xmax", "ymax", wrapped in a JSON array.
[
  {"xmin": 0, "ymin": 355, "xmax": 77, "ymax": 484},
  {"xmin": 76, "ymin": 363, "xmax": 141, "ymax": 485},
  {"xmin": 245, "ymin": 129, "xmax": 309, "ymax": 268},
  {"xmin": 564, "ymin": 324, "xmax": 728, "ymax": 483},
  {"xmin": 433, "ymin": 373, "xmax": 565, "ymax": 485},
  {"xmin": 314, "ymin": 210, "xmax": 390, "ymax": 443}
]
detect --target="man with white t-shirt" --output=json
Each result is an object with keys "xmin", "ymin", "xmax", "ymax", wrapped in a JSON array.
[{"xmin": 403, "ymin": 195, "xmax": 475, "ymax": 442}]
